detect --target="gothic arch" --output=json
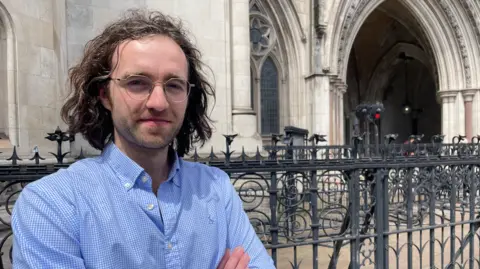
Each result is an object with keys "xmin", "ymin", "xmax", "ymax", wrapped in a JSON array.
[
  {"xmin": 0, "ymin": 1, "xmax": 18, "ymax": 146},
  {"xmin": 325, "ymin": 0, "xmax": 480, "ymax": 91},
  {"xmin": 249, "ymin": 0, "xmax": 307, "ymax": 129}
]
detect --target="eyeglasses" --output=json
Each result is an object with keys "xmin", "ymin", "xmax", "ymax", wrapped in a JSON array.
[{"xmin": 109, "ymin": 75, "xmax": 194, "ymax": 103}]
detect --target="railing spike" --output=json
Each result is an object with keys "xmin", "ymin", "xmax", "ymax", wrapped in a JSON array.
[
  {"xmin": 241, "ymin": 146, "xmax": 247, "ymax": 164},
  {"xmin": 7, "ymin": 146, "xmax": 22, "ymax": 165},
  {"xmin": 76, "ymin": 147, "xmax": 86, "ymax": 160},
  {"xmin": 208, "ymin": 146, "xmax": 217, "ymax": 162},
  {"xmin": 29, "ymin": 147, "xmax": 45, "ymax": 165},
  {"xmin": 193, "ymin": 147, "xmax": 199, "ymax": 162}
]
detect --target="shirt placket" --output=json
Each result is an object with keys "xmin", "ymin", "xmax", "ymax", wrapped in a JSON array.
[
  {"xmin": 138, "ymin": 174, "xmax": 165, "ymax": 233},
  {"xmin": 158, "ymin": 182, "xmax": 181, "ymax": 268}
]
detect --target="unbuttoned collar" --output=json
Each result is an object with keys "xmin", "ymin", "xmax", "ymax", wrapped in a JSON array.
[{"xmin": 102, "ymin": 142, "xmax": 182, "ymax": 189}]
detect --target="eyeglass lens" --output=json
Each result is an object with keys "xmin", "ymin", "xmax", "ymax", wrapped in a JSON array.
[{"xmin": 119, "ymin": 75, "xmax": 189, "ymax": 102}]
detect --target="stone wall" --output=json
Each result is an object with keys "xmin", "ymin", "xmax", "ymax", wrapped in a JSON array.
[
  {"xmin": 0, "ymin": 0, "xmax": 477, "ymax": 160},
  {"xmin": 0, "ymin": 0, "xmax": 65, "ymax": 159},
  {"xmin": 65, "ymin": 0, "xmax": 236, "ymax": 156}
]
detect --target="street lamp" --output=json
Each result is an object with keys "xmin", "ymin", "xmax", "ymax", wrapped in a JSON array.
[
  {"xmin": 399, "ymin": 52, "xmax": 414, "ymax": 115},
  {"xmin": 402, "ymin": 103, "xmax": 411, "ymax": 114}
]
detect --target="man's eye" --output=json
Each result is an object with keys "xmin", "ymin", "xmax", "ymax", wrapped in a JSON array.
[
  {"xmin": 166, "ymin": 81, "xmax": 186, "ymax": 91},
  {"xmin": 127, "ymin": 79, "xmax": 149, "ymax": 86},
  {"xmin": 167, "ymin": 83, "xmax": 181, "ymax": 89}
]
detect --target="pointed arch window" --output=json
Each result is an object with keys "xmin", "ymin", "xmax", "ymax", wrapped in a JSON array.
[
  {"xmin": 260, "ymin": 57, "xmax": 279, "ymax": 135},
  {"xmin": 250, "ymin": 0, "xmax": 283, "ymax": 136}
]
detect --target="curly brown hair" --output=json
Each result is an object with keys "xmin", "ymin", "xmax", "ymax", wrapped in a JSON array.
[{"xmin": 61, "ymin": 9, "xmax": 215, "ymax": 157}]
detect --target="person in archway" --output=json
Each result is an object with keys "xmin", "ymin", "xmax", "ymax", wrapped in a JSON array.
[
  {"xmin": 11, "ymin": 9, "xmax": 275, "ymax": 269},
  {"xmin": 403, "ymin": 137, "xmax": 417, "ymax": 156}
]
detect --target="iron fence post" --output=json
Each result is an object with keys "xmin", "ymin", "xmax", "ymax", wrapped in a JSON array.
[
  {"xmin": 449, "ymin": 168, "xmax": 457, "ymax": 268},
  {"xmin": 429, "ymin": 167, "xmax": 436, "ymax": 268},
  {"xmin": 406, "ymin": 168, "xmax": 413, "ymax": 269},
  {"xmin": 374, "ymin": 169, "xmax": 388, "ymax": 268},
  {"xmin": 468, "ymin": 164, "xmax": 476, "ymax": 269},
  {"xmin": 310, "ymin": 142, "xmax": 319, "ymax": 269},
  {"xmin": 269, "ymin": 163, "xmax": 279, "ymax": 267},
  {"xmin": 349, "ymin": 169, "xmax": 360, "ymax": 269}
]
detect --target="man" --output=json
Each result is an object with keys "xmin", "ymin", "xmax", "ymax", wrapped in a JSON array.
[{"xmin": 12, "ymin": 9, "xmax": 275, "ymax": 269}]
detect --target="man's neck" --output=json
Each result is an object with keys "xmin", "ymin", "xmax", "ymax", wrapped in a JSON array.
[{"xmin": 113, "ymin": 137, "xmax": 171, "ymax": 194}]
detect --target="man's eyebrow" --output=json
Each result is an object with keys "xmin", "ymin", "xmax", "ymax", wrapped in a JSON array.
[
  {"xmin": 120, "ymin": 71, "xmax": 186, "ymax": 80},
  {"xmin": 163, "ymin": 72, "xmax": 187, "ymax": 80},
  {"xmin": 120, "ymin": 71, "xmax": 150, "ymax": 79}
]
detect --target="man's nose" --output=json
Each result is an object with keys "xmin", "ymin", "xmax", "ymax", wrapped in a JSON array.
[{"xmin": 145, "ymin": 84, "xmax": 169, "ymax": 110}]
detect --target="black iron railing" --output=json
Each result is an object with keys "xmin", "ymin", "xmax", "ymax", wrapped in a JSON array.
[{"xmin": 0, "ymin": 128, "xmax": 479, "ymax": 268}]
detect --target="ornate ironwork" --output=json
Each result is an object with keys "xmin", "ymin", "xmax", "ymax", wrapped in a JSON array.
[
  {"xmin": 44, "ymin": 126, "xmax": 74, "ymax": 164},
  {"xmin": 0, "ymin": 131, "xmax": 480, "ymax": 268}
]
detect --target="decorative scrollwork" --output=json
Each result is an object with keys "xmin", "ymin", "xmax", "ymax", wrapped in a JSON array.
[
  {"xmin": 318, "ymin": 207, "xmax": 348, "ymax": 236},
  {"xmin": 232, "ymin": 172, "xmax": 269, "ymax": 212},
  {"xmin": 248, "ymin": 213, "xmax": 271, "ymax": 244},
  {"xmin": 277, "ymin": 207, "xmax": 312, "ymax": 243},
  {"xmin": 359, "ymin": 237, "xmax": 376, "ymax": 266},
  {"xmin": 277, "ymin": 172, "xmax": 309, "ymax": 208}
]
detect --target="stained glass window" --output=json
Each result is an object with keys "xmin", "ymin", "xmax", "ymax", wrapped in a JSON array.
[{"xmin": 260, "ymin": 57, "xmax": 279, "ymax": 134}]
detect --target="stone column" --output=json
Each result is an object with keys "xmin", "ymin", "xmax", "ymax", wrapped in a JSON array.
[
  {"xmin": 310, "ymin": 75, "xmax": 330, "ymax": 139},
  {"xmin": 230, "ymin": 0, "xmax": 259, "ymax": 151},
  {"xmin": 328, "ymin": 79, "xmax": 347, "ymax": 145},
  {"xmin": 462, "ymin": 90, "xmax": 476, "ymax": 142},
  {"xmin": 329, "ymin": 86, "xmax": 336, "ymax": 144},
  {"xmin": 438, "ymin": 91, "xmax": 457, "ymax": 143},
  {"xmin": 337, "ymin": 84, "xmax": 347, "ymax": 145}
]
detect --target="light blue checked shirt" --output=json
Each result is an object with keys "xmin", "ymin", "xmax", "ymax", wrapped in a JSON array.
[{"xmin": 12, "ymin": 142, "xmax": 275, "ymax": 268}]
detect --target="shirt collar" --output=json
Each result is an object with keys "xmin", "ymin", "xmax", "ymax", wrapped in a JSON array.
[{"xmin": 102, "ymin": 142, "xmax": 182, "ymax": 189}]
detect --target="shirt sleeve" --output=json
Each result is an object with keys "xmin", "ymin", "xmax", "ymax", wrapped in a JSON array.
[
  {"xmin": 221, "ymin": 170, "xmax": 276, "ymax": 269},
  {"xmin": 11, "ymin": 181, "xmax": 86, "ymax": 268}
]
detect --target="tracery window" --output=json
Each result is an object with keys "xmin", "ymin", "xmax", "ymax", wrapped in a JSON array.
[{"xmin": 249, "ymin": 1, "xmax": 281, "ymax": 135}]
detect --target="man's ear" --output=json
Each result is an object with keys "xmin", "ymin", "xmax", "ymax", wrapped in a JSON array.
[{"xmin": 98, "ymin": 87, "xmax": 112, "ymax": 111}]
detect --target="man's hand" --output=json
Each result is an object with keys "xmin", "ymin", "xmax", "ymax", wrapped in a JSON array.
[{"xmin": 217, "ymin": 246, "xmax": 250, "ymax": 269}]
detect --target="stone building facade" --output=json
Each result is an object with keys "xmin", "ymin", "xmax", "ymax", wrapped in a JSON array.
[{"xmin": 0, "ymin": 0, "xmax": 478, "ymax": 159}]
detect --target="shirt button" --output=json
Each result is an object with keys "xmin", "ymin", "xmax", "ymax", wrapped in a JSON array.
[
  {"xmin": 142, "ymin": 176, "xmax": 148, "ymax": 183},
  {"xmin": 124, "ymin": 182, "xmax": 132, "ymax": 189},
  {"xmin": 147, "ymin": 204, "xmax": 155, "ymax": 210},
  {"xmin": 168, "ymin": 242, "xmax": 173, "ymax": 249}
]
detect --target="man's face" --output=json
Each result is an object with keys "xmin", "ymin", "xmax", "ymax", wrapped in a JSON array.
[{"xmin": 100, "ymin": 35, "xmax": 189, "ymax": 150}]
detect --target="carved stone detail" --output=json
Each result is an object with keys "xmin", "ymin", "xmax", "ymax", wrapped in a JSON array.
[
  {"xmin": 337, "ymin": 0, "xmax": 369, "ymax": 75},
  {"xmin": 438, "ymin": 0, "xmax": 471, "ymax": 87},
  {"xmin": 250, "ymin": 13, "xmax": 277, "ymax": 57},
  {"xmin": 459, "ymin": 0, "xmax": 480, "ymax": 50},
  {"xmin": 314, "ymin": 0, "xmax": 327, "ymax": 38},
  {"xmin": 269, "ymin": 44, "xmax": 285, "ymax": 67}
]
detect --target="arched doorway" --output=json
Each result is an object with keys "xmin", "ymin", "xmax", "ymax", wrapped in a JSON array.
[
  {"xmin": 324, "ymin": 0, "xmax": 480, "ymax": 145},
  {"xmin": 344, "ymin": 0, "xmax": 441, "ymax": 144}
]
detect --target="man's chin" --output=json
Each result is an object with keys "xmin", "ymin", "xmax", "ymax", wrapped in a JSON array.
[
  {"xmin": 136, "ymin": 139, "xmax": 171, "ymax": 149},
  {"xmin": 129, "ymin": 128, "xmax": 179, "ymax": 149},
  {"xmin": 134, "ymin": 134, "xmax": 175, "ymax": 149}
]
